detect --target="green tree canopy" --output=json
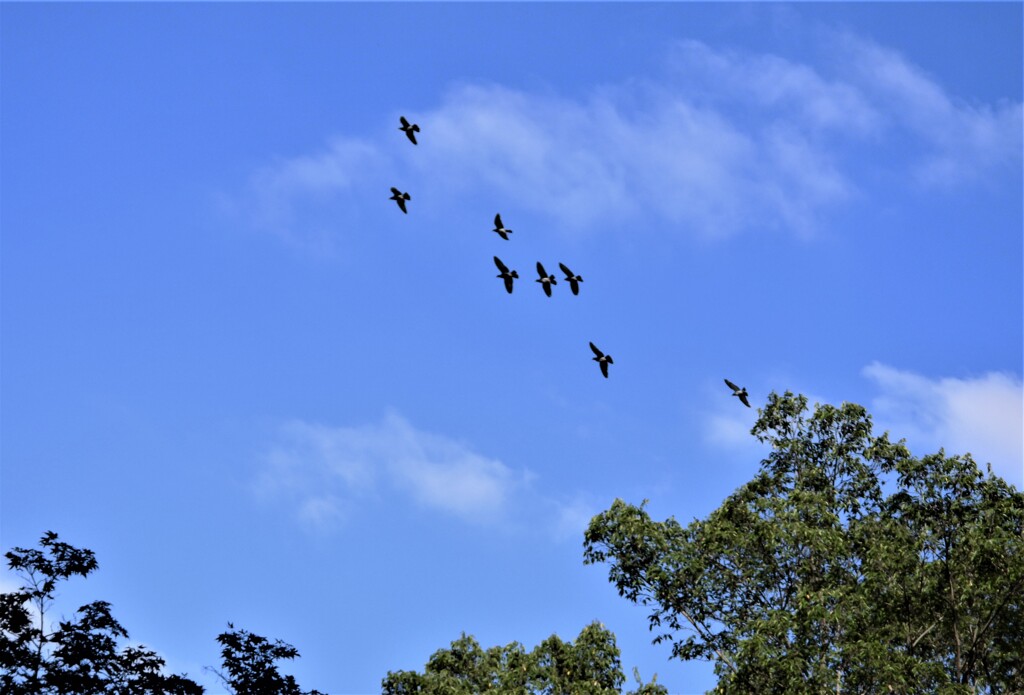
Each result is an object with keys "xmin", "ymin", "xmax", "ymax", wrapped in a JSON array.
[
  {"xmin": 381, "ymin": 621, "xmax": 668, "ymax": 695},
  {"xmin": 583, "ymin": 392, "xmax": 1023, "ymax": 694}
]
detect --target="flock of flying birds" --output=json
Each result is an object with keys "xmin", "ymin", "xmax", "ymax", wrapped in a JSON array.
[{"xmin": 389, "ymin": 116, "xmax": 750, "ymax": 403}]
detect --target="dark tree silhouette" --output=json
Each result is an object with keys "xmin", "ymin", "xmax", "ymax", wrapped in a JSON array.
[
  {"xmin": 1, "ymin": 531, "xmax": 203, "ymax": 694},
  {"xmin": 209, "ymin": 623, "xmax": 324, "ymax": 695}
]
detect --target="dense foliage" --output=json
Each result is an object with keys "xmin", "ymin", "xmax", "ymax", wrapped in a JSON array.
[
  {"xmin": 584, "ymin": 392, "xmax": 1024, "ymax": 693},
  {"xmin": 382, "ymin": 622, "xmax": 667, "ymax": 695}
]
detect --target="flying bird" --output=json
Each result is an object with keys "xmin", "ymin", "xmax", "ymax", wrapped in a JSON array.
[
  {"xmin": 493, "ymin": 256, "xmax": 519, "ymax": 294},
  {"xmin": 724, "ymin": 379, "xmax": 751, "ymax": 407},
  {"xmin": 558, "ymin": 262, "xmax": 583, "ymax": 295},
  {"xmin": 390, "ymin": 187, "xmax": 411, "ymax": 213},
  {"xmin": 590, "ymin": 342, "xmax": 613, "ymax": 378},
  {"xmin": 535, "ymin": 262, "xmax": 557, "ymax": 297},
  {"xmin": 492, "ymin": 214, "xmax": 513, "ymax": 240},
  {"xmin": 399, "ymin": 116, "xmax": 420, "ymax": 145}
]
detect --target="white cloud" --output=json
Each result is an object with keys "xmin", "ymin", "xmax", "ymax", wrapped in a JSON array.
[
  {"xmin": 222, "ymin": 137, "xmax": 384, "ymax": 254},
  {"xmin": 255, "ymin": 412, "xmax": 529, "ymax": 529},
  {"xmin": 702, "ymin": 378, "xmax": 774, "ymax": 459},
  {"xmin": 837, "ymin": 34, "xmax": 1023, "ymax": 186},
  {"xmin": 705, "ymin": 411, "xmax": 756, "ymax": 450},
  {"xmin": 410, "ymin": 80, "xmax": 852, "ymax": 237},
  {"xmin": 669, "ymin": 39, "xmax": 882, "ymax": 135},
  {"xmin": 863, "ymin": 362, "xmax": 1023, "ymax": 487},
  {"xmin": 381, "ymin": 413, "xmax": 524, "ymax": 520},
  {"xmin": 256, "ymin": 138, "xmax": 378, "ymax": 195},
  {"xmin": 255, "ymin": 414, "xmax": 616, "ymax": 541},
  {"xmin": 231, "ymin": 32, "xmax": 1019, "ymax": 246},
  {"xmin": 551, "ymin": 498, "xmax": 602, "ymax": 543},
  {"xmin": 703, "ymin": 386, "xmax": 833, "ymax": 450}
]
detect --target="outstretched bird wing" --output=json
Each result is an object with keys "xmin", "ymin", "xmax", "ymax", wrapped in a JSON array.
[
  {"xmin": 724, "ymin": 378, "xmax": 740, "ymax": 392},
  {"xmin": 405, "ymin": 130, "xmax": 418, "ymax": 145},
  {"xmin": 558, "ymin": 262, "xmax": 573, "ymax": 278},
  {"xmin": 503, "ymin": 276, "xmax": 514, "ymax": 294},
  {"xmin": 600, "ymin": 361, "xmax": 609, "ymax": 378},
  {"xmin": 494, "ymin": 213, "xmax": 503, "ymax": 228},
  {"xmin": 536, "ymin": 261, "xmax": 548, "ymax": 278},
  {"xmin": 543, "ymin": 283, "xmax": 552, "ymax": 297},
  {"xmin": 400, "ymin": 116, "xmax": 410, "ymax": 128},
  {"xmin": 390, "ymin": 187, "xmax": 401, "ymax": 196},
  {"xmin": 739, "ymin": 392, "xmax": 751, "ymax": 407},
  {"xmin": 493, "ymin": 256, "xmax": 510, "ymax": 273},
  {"xmin": 590, "ymin": 342, "xmax": 604, "ymax": 358},
  {"xmin": 396, "ymin": 197, "xmax": 408, "ymax": 213},
  {"xmin": 569, "ymin": 279, "xmax": 580, "ymax": 296}
]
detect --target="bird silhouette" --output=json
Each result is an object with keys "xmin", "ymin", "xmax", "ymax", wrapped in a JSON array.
[
  {"xmin": 558, "ymin": 263, "xmax": 583, "ymax": 295},
  {"xmin": 590, "ymin": 342, "xmax": 613, "ymax": 378},
  {"xmin": 535, "ymin": 262, "xmax": 557, "ymax": 297},
  {"xmin": 493, "ymin": 214, "xmax": 513, "ymax": 240},
  {"xmin": 399, "ymin": 116, "xmax": 420, "ymax": 145},
  {"xmin": 390, "ymin": 187, "xmax": 411, "ymax": 213},
  {"xmin": 724, "ymin": 379, "xmax": 751, "ymax": 407},
  {"xmin": 493, "ymin": 256, "xmax": 519, "ymax": 294}
]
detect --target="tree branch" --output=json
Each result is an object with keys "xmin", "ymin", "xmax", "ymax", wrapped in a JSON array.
[
  {"xmin": 673, "ymin": 602, "xmax": 737, "ymax": 675},
  {"xmin": 970, "ymin": 571, "xmax": 1024, "ymax": 652},
  {"xmin": 910, "ymin": 620, "xmax": 939, "ymax": 649}
]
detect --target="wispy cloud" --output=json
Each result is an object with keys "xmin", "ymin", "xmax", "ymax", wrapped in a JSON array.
[
  {"xmin": 230, "ymin": 31, "xmax": 1019, "ymax": 245},
  {"xmin": 863, "ymin": 362, "xmax": 1023, "ymax": 487},
  {"xmin": 221, "ymin": 138, "xmax": 384, "ymax": 254},
  {"xmin": 255, "ymin": 413, "xmax": 609, "ymax": 541},
  {"xmin": 702, "ymin": 376, "xmax": 769, "ymax": 461},
  {"xmin": 702, "ymin": 380, "xmax": 830, "ymax": 458},
  {"xmin": 836, "ymin": 34, "xmax": 1023, "ymax": 187},
  {"xmin": 705, "ymin": 410, "xmax": 759, "ymax": 451},
  {"xmin": 254, "ymin": 412, "xmax": 529, "ymax": 529},
  {"xmin": 410, "ymin": 80, "xmax": 852, "ymax": 237},
  {"xmin": 551, "ymin": 497, "xmax": 603, "ymax": 543},
  {"xmin": 668, "ymin": 39, "xmax": 882, "ymax": 135}
]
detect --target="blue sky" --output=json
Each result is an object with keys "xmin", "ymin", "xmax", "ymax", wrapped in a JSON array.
[{"xmin": 2, "ymin": 3, "xmax": 1021, "ymax": 694}]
